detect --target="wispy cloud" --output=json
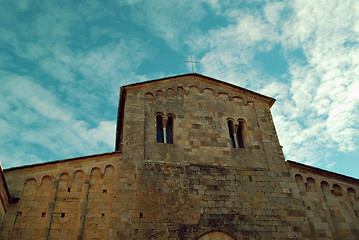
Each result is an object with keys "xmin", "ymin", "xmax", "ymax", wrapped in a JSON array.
[
  {"xmin": 279, "ymin": 0, "xmax": 359, "ymax": 164},
  {"xmin": 0, "ymin": 0, "xmax": 151, "ymax": 168},
  {"xmin": 0, "ymin": 73, "xmax": 117, "ymax": 168}
]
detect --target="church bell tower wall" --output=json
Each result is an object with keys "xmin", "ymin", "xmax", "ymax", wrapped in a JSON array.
[
  {"xmin": 114, "ymin": 75, "xmax": 314, "ymax": 238},
  {"xmin": 119, "ymin": 75, "xmax": 284, "ymax": 171}
]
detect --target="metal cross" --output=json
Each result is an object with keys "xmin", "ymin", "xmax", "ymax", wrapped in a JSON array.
[{"xmin": 185, "ymin": 56, "xmax": 200, "ymax": 73}]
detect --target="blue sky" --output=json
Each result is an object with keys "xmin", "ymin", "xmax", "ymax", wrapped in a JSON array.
[{"xmin": 1, "ymin": 0, "xmax": 358, "ymax": 178}]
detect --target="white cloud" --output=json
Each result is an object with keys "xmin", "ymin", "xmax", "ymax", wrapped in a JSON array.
[
  {"xmin": 0, "ymin": 73, "xmax": 116, "ymax": 168},
  {"xmin": 86, "ymin": 121, "xmax": 116, "ymax": 148},
  {"xmin": 259, "ymin": 81, "xmax": 289, "ymax": 100},
  {"xmin": 264, "ymin": 2, "xmax": 285, "ymax": 26},
  {"xmin": 189, "ymin": 11, "xmax": 279, "ymax": 88},
  {"xmin": 275, "ymin": 0, "xmax": 359, "ymax": 166}
]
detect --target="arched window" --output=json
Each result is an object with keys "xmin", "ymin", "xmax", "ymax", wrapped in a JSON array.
[
  {"xmin": 227, "ymin": 118, "xmax": 246, "ymax": 149},
  {"xmin": 156, "ymin": 113, "xmax": 175, "ymax": 144},
  {"xmin": 166, "ymin": 116, "xmax": 174, "ymax": 144},
  {"xmin": 156, "ymin": 115, "xmax": 164, "ymax": 143},
  {"xmin": 237, "ymin": 120, "xmax": 245, "ymax": 148},
  {"xmin": 227, "ymin": 120, "xmax": 236, "ymax": 148}
]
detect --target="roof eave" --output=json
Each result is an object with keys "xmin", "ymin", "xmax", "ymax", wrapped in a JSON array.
[
  {"xmin": 286, "ymin": 160, "xmax": 359, "ymax": 185},
  {"xmin": 4, "ymin": 151, "xmax": 121, "ymax": 172}
]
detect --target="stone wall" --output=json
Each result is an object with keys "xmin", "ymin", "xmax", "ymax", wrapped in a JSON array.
[
  {"xmin": 288, "ymin": 161, "xmax": 359, "ymax": 239},
  {"xmin": 2, "ymin": 154, "xmax": 359, "ymax": 239},
  {"xmin": 1, "ymin": 153, "xmax": 312, "ymax": 239},
  {"xmin": 0, "ymin": 164, "xmax": 10, "ymax": 224},
  {"xmin": 0, "ymin": 152, "xmax": 119, "ymax": 240},
  {"xmin": 124, "ymin": 159, "xmax": 312, "ymax": 239}
]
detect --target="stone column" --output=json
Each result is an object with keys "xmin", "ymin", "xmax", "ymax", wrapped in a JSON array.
[
  {"xmin": 75, "ymin": 180, "xmax": 90, "ymax": 240},
  {"xmin": 43, "ymin": 179, "xmax": 59, "ymax": 240}
]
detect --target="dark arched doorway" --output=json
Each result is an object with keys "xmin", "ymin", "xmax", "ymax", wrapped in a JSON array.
[{"xmin": 197, "ymin": 231, "xmax": 235, "ymax": 240}]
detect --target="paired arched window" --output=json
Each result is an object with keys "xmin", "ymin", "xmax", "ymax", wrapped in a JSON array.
[
  {"xmin": 227, "ymin": 120, "xmax": 236, "ymax": 148},
  {"xmin": 237, "ymin": 120, "xmax": 245, "ymax": 148},
  {"xmin": 166, "ymin": 116, "xmax": 174, "ymax": 144},
  {"xmin": 156, "ymin": 113, "xmax": 174, "ymax": 144},
  {"xmin": 227, "ymin": 118, "xmax": 246, "ymax": 148},
  {"xmin": 156, "ymin": 115, "xmax": 164, "ymax": 143}
]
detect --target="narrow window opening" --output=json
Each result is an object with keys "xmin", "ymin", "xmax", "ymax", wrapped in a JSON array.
[
  {"xmin": 237, "ymin": 121, "xmax": 245, "ymax": 148},
  {"xmin": 139, "ymin": 213, "xmax": 143, "ymax": 218},
  {"xmin": 227, "ymin": 120, "xmax": 236, "ymax": 148},
  {"xmin": 61, "ymin": 213, "xmax": 65, "ymax": 217},
  {"xmin": 156, "ymin": 115, "xmax": 164, "ymax": 143},
  {"xmin": 103, "ymin": 189, "xmax": 107, "ymax": 193},
  {"xmin": 166, "ymin": 116, "xmax": 173, "ymax": 144},
  {"xmin": 42, "ymin": 212, "xmax": 46, "ymax": 217},
  {"xmin": 16, "ymin": 211, "xmax": 22, "ymax": 216},
  {"xmin": 102, "ymin": 213, "xmax": 105, "ymax": 217},
  {"xmin": 67, "ymin": 188, "xmax": 71, "ymax": 192}
]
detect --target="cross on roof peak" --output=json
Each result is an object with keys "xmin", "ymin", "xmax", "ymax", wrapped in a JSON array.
[{"xmin": 185, "ymin": 56, "xmax": 200, "ymax": 73}]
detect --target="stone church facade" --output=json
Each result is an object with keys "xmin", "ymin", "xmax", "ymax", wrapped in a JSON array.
[{"xmin": 0, "ymin": 73, "xmax": 358, "ymax": 239}]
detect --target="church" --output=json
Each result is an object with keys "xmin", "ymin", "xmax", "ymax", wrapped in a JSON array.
[{"xmin": 0, "ymin": 73, "xmax": 358, "ymax": 239}]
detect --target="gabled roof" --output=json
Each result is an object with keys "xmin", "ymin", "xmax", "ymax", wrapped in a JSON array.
[{"xmin": 122, "ymin": 73, "xmax": 276, "ymax": 107}]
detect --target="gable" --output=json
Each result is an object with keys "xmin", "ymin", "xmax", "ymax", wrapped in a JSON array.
[{"xmin": 122, "ymin": 73, "xmax": 275, "ymax": 107}]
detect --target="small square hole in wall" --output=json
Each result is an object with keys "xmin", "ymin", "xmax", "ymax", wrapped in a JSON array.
[
  {"xmin": 61, "ymin": 213, "xmax": 65, "ymax": 218},
  {"xmin": 249, "ymin": 176, "xmax": 252, "ymax": 182},
  {"xmin": 139, "ymin": 213, "xmax": 143, "ymax": 219},
  {"xmin": 16, "ymin": 211, "xmax": 22, "ymax": 216},
  {"xmin": 102, "ymin": 213, "xmax": 105, "ymax": 217},
  {"xmin": 42, "ymin": 212, "xmax": 46, "ymax": 217},
  {"xmin": 103, "ymin": 189, "xmax": 107, "ymax": 193}
]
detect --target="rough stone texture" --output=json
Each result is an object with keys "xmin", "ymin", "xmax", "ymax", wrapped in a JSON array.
[
  {"xmin": 288, "ymin": 161, "xmax": 359, "ymax": 239},
  {"xmin": 0, "ymin": 74, "xmax": 358, "ymax": 239},
  {"xmin": 0, "ymin": 164, "xmax": 11, "ymax": 224}
]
